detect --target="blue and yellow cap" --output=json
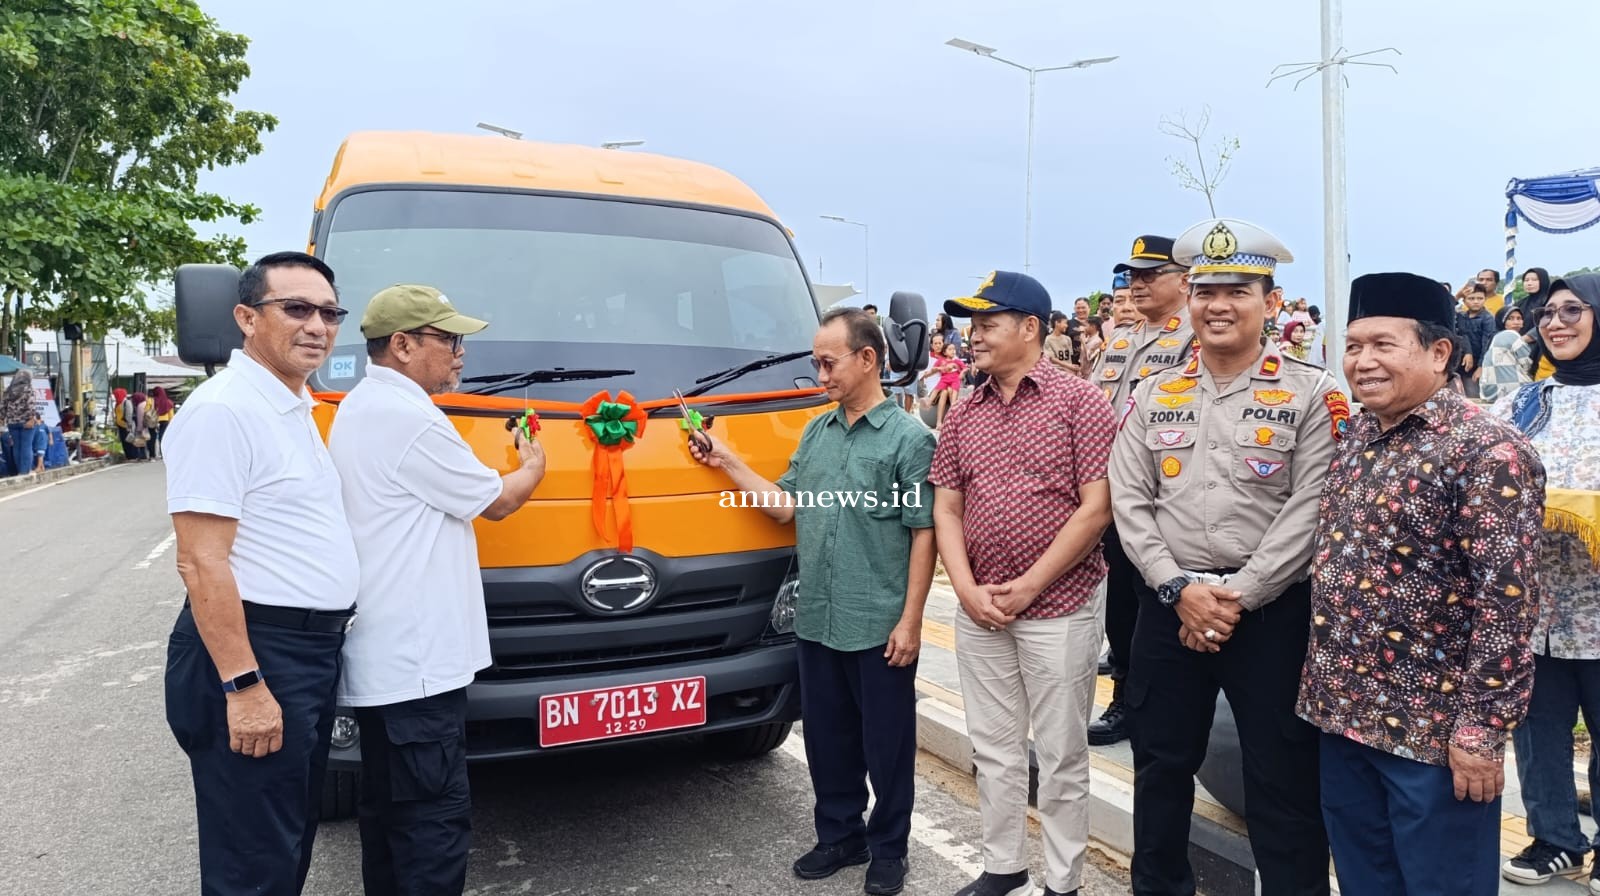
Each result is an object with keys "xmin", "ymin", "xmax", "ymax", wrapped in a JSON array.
[
  {"xmin": 1172, "ymin": 218, "xmax": 1293, "ymax": 285},
  {"xmin": 944, "ymin": 270, "xmax": 1052, "ymax": 321}
]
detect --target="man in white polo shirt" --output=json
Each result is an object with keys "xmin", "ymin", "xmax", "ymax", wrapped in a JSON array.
[
  {"xmin": 329, "ymin": 284, "xmax": 545, "ymax": 896},
  {"xmin": 164, "ymin": 251, "xmax": 361, "ymax": 896}
]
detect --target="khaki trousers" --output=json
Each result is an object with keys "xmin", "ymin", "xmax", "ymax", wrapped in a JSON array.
[{"xmin": 955, "ymin": 589, "xmax": 1102, "ymax": 893}]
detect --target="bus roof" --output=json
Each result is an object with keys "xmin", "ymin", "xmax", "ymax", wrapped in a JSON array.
[{"xmin": 317, "ymin": 131, "xmax": 781, "ymax": 220}]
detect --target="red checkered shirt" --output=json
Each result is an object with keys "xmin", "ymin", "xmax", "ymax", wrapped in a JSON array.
[{"xmin": 930, "ymin": 355, "xmax": 1117, "ymax": 619}]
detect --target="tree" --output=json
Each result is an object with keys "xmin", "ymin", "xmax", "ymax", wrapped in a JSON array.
[
  {"xmin": 1159, "ymin": 107, "xmax": 1239, "ymax": 217},
  {"xmin": 0, "ymin": 0, "xmax": 273, "ymax": 353}
]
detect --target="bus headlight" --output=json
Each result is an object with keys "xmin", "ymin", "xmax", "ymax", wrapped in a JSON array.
[{"xmin": 769, "ymin": 575, "xmax": 799, "ymax": 635}]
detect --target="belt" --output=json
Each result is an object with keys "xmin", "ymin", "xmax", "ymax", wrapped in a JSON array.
[{"xmin": 241, "ymin": 600, "xmax": 357, "ymax": 634}]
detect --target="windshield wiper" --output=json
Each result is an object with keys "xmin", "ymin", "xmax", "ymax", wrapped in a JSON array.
[
  {"xmin": 461, "ymin": 368, "xmax": 635, "ymax": 396},
  {"xmin": 683, "ymin": 350, "xmax": 813, "ymax": 398}
]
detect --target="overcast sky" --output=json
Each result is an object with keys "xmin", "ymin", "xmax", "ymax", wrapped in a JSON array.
[{"xmin": 195, "ymin": 0, "xmax": 1600, "ymax": 315}]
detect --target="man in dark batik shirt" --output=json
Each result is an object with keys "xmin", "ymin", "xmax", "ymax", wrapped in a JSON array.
[{"xmin": 1298, "ymin": 272, "xmax": 1546, "ymax": 896}]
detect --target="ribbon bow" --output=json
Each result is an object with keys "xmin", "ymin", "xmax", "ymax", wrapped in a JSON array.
[
  {"xmin": 586, "ymin": 400, "xmax": 639, "ymax": 446},
  {"xmin": 578, "ymin": 391, "xmax": 648, "ymax": 552}
]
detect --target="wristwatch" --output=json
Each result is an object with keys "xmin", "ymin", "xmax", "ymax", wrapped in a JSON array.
[
  {"xmin": 221, "ymin": 669, "xmax": 264, "ymax": 693},
  {"xmin": 1156, "ymin": 576, "xmax": 1192, "ymax": 607}
]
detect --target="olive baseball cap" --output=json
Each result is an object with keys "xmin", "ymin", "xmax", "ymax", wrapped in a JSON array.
[{"xmin": 360, "ymin": 285, "xmax": 488, "ymax": 339}]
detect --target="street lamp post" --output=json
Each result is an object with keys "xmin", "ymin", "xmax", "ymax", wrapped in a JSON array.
[
  {"xmin": 475, "ymin": 122, "xmax": 523, "ymax": 139},
  {"xmin": 819, "ymin": 215, "xmax": 869, "ymax": 304},
  {"xmin": 946, "ymin": 39, "xmax": 1117, "ymax": 274}
]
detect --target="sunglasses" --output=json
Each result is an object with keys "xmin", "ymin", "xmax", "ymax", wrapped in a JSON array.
[
  {"xmin": 252, "ymin": 298, "xmax": 349, "ymax": 325},
  {"xmin": 407, "ymin": 330, "xmax": 465, "ymax": 353},
  {"xmin": 809, "ymin": 347, "xmax": 863, "ymax": 374},
  {"xmin": 1129, "ymin": 266, "xmax": 1186, "ymax": 283},
  {"xmin": 1538, "ymin": 303, "xmax": 1591, "ymax": 328}
]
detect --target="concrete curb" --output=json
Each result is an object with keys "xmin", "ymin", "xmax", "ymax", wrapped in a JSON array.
[
  {"xmin": 915, "ymin": 695, "xmax": 1254, "ymax": 892},
  {"xmin": 914, "ymin": 689, "xmax": 1590, "ymax": 895},
  {"xmin": 0, "ymin": 456, "xmax": 111, "ymax": 495}
]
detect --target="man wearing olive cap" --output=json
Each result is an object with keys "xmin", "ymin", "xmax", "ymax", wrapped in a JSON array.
[{"xmin": 329, "ymin": 284, "xmax": 547, "ymax": 895}]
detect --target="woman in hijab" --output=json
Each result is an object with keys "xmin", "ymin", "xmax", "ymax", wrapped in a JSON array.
[
  {"xmin": 1492, "ymin": 274, "xmax": 1600, "ymax": 885},
  {"xmin": 3, "ymin": 369, "xmax": 34, "ymax": 476},
  {"xmin": 1517, "ymin": 267, "xmax": 1557, "ymax": 380},
  {"xmin": 111, "ymin": 386, "xmax": 129, "ymax": 456},
  {"xmin": 1480, "ymin": 306, "xmax": 1535, "ymax": 402},
  {"xmin": 123, "ymin": 390, "xmax": 152, "ymax": 461},
  {"xmin": 150, "ymin": 386, "xmax": 175, "ymax": 459},
  {"xmin": 1279, "ymin": 320, "xmax": 1312, "ymax": 361}
]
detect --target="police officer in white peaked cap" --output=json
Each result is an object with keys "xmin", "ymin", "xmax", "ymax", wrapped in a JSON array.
[{"xmin": 1110, "ymin": 217, "xmax": 1345, "ymax": 895}]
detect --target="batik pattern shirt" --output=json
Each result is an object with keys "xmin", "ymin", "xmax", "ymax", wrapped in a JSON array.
[
  {"xmin": 1297, "ymin": 388, "xmax": 1545, "ymax": 765},
  {"xmin": 1492, "ymin": 382, "xmax": 1600, "ymax": 659}
]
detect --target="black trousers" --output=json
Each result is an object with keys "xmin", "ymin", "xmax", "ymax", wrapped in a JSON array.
[
  {"xmin": 354, "ymin": 688, "xmax": 473, "ymax": 896},
  {"xmin": 1126, "ymin": 579, "xmax": 1328, "ymax": 896},
  {"xmin": 1102, "ymin": 524, "xmax": 1139, "ymax": 683},
  {"xmin": 165, "ymin": 605, "xmax": 345, "ymax": 896},
  {"xmin": 797, "ymin": 637, "xmax": 919, "ymax": 859}
]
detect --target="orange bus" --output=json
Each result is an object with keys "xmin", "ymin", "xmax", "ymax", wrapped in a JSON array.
[{"xmin": 174, "ymin": 131, "xmax": 928, "ymax": 815}]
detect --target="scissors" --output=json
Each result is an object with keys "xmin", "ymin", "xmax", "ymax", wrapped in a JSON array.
[{"xmin": 674, "ymin": 389, "xmax": 713, "ymax": 453}]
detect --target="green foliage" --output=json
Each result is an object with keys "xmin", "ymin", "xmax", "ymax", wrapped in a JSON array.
[
  {"xmin": 0, "ymin": 0, "xmax": 272, "ymax": 344},
  {"xmin": 1086, "ymin": 289, "xmax": 1108, "ymax": 316}
]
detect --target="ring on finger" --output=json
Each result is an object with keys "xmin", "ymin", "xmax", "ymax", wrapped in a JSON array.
[{"xmin": 1204, "ymin": 629, "xmax": 1218, "ymax": 642}]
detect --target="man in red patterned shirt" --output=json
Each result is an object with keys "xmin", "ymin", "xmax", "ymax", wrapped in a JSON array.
[{"xmin": 931, "ymin": 271, "xmax": 1118, "ymax": 896}]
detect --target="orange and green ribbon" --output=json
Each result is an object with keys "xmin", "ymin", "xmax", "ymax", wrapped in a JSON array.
[{"xmin": 578, "ymin": 391, "xmax": 647, "ymax": 553}]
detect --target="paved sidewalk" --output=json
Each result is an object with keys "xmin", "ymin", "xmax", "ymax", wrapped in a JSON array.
[
  {"xmin": 914, "ymin": 580, "xmax": 1594, "ymax": 895},
  {"xmin": 0, "ymin": 456, "xmax": 111, "ymax": 497}
]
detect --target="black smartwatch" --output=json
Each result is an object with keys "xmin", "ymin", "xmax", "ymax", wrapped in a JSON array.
[
  {"xmin": 1156, "ymin": 576, "xmax": 1192, "ymax": 607},
  {"xmin": 221, "ymin": 669, "xmax": 264, "ymax": 693}
]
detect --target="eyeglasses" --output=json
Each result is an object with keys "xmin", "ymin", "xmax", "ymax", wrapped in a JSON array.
[
  {"xmin": 407, "ymin": 330, "xmax": 465, "ymax": 353},
  {"xmin": 1129, "ymin": 266, "xmax": 1187, "ymax": 284},
  {"xmin": 809, "ymin": 347, "xmax": 863, "ymax": 374},
  {"xmin": 251, "ymin": 298, "xmax": 349, "ymax": 325},
  {"xmin": 1538, "ymin": 303, "xmax": 1591, "ymax": 328}
]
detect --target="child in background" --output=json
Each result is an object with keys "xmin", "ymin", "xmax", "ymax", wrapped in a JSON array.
[{"xmin": 930, "ymin": 342, "xmax": 965, "ymax": 429}]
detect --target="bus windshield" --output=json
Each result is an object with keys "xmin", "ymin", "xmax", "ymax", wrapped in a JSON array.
[{"xmin": 312, "ymin": 189, "xmax": 821, "ymax": 401}]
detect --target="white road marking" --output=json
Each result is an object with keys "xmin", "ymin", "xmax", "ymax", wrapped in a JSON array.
[
  {"xmin": 0, "ymin": 464, "xmax": 113, "ymax": 504},
  {"xmin": 134, "ymin": 531, "xmax": 177, "ymax": 570},
  {"xmin": 778, "ymin": 732, "xmax": 986, "ymax": 879}
]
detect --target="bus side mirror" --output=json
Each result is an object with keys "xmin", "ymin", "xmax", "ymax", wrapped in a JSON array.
[
  {"xmin": 882, "ymin": 290, "xmax": 930, "ymax": 387},
  {"xmin": 175, "ymin": 264, "xmax": 244, "ymax": 371}
]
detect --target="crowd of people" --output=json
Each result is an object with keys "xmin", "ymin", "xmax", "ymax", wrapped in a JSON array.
[
  {"xmin": 154, "ymin": 239, "xmax": 1599, "ymax": 896},
  {"xmin": 775, "ymin": 220, "xmax": 1594, "ymax": 896}
]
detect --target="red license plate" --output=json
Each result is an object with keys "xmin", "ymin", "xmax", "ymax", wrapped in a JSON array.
[{"xmin": 538, "ymin": 676, "xmax": 708, "ymax": 748}]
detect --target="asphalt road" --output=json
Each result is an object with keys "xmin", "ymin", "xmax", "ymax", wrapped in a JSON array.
[{"xmin": 0, "ymin": 463, "xmax": 1135, "ymax": 895}]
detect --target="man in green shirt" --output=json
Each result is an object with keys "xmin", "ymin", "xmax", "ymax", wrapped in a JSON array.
[{"xmin": 691, "ymin": 307, "xmax": 936, "ymax": 896}]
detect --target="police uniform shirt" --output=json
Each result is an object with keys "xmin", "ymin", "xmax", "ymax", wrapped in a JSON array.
[
  {"xmin": 329, "ymin": 363, "xmax": 504, "ymax": 707},
  {"xmin": 164, "ymin": 348, "xmax": 360, "ymax": 612},
  {"xmin": 1097, "ymin": 308, "xmax": 1196, "ymax": 408},
  {"xmin": 1109, "ymin": 343, "xmax": 1346, "ymax": 610}
]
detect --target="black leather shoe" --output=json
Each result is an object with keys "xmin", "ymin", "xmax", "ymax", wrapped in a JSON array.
[
  {"xmin": 1097, "ymin": 651, "xmax": 1113, "ymax": 676},
  {"xmin": 865, "ymin": 857, "xmax": 908, "ymax": 895},
  {"xmin": 954, "ymin": 870, "xmax": 1033, "ymax": 896},
  {"xmin": 793, "ymin": 840, "xmax": 871, "ymax": 880},
  {"xmin": 1086, "ymin": 700, "xmax": 1128, "ymax": 746}
]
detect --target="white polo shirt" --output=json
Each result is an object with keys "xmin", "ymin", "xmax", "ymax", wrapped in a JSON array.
[
  {"xmin": 329, "ymin": 363, "xmax": 503, "ymax": 707},
  {"xmin": 164, "ymin": 349, "xmax": 360, "ymax": 611}
]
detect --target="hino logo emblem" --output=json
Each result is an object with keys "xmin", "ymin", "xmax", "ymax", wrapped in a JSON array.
[{"xmin": 579, "ymin": 556, "xmax": 658, "ymax": 613}]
